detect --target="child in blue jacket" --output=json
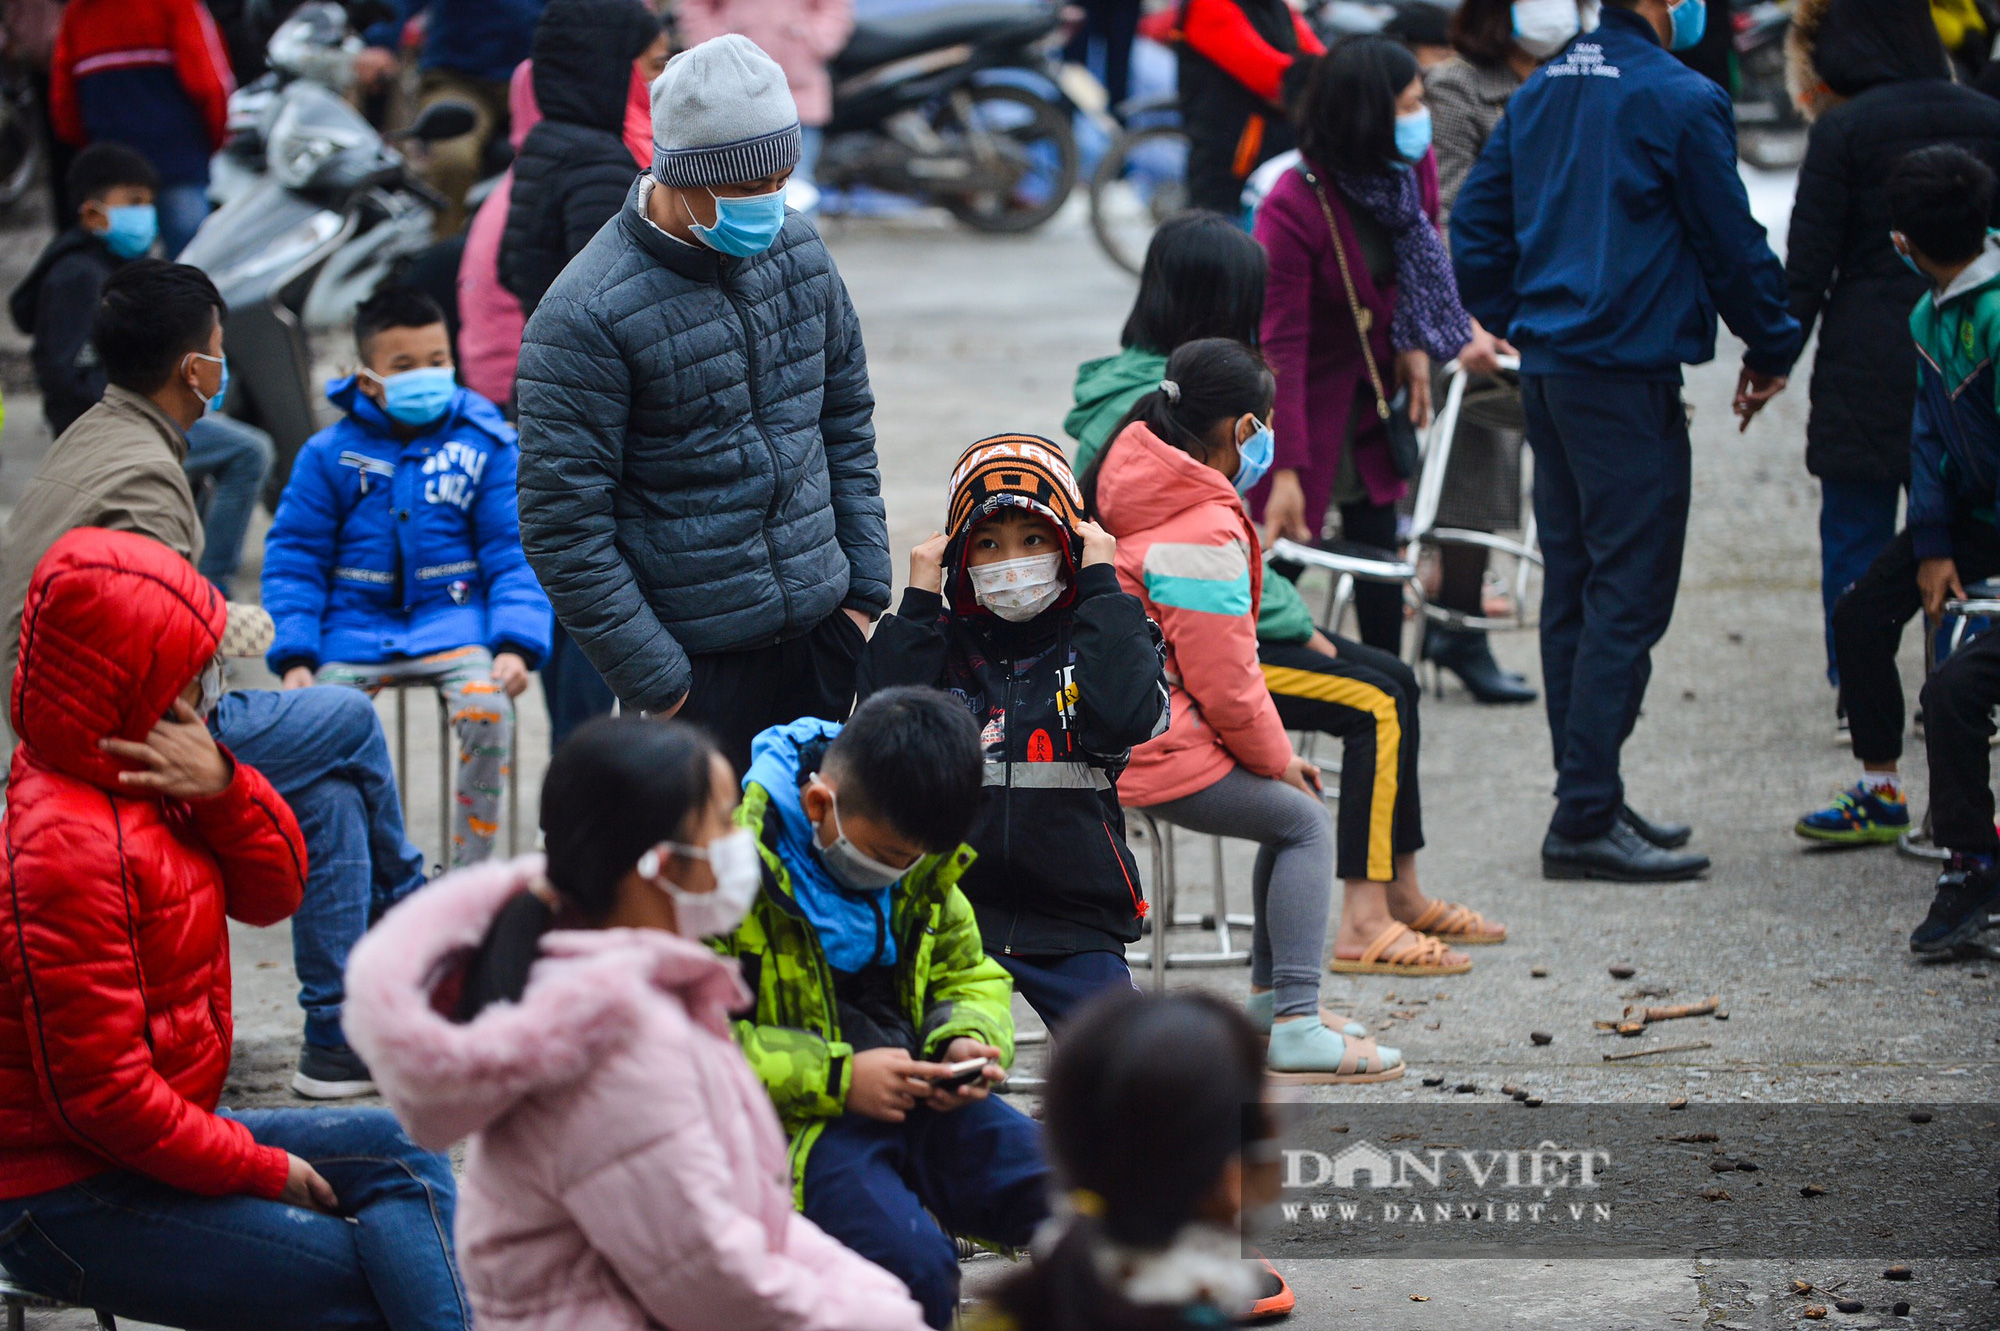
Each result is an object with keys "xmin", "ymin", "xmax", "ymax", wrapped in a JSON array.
[{"xmin": 263, "ymin": 285, "xmax": 552, "ymax": 866}]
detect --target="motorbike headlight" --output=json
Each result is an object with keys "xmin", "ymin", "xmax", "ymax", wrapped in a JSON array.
[
  {"xmin": 266, "ymin": 2, "xmax": 351, "ymax": 76},
  {"xmin": 266, "ymin": 83, "xmax": 373, "ymax": 190}
]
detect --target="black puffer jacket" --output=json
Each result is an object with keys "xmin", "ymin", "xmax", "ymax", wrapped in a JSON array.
[
  {"xmin": 498, "ymin": 0, "xmax": 658, "ymax": 313},
  {"xmin": 1784, "ymin": 0, "xmax": 2000, "ymax": 483},
  {"xmin": 515, "ymin": 176, "xmax": 888, "ymax": 712}
]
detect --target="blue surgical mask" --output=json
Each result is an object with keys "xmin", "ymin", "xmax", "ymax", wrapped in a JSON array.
[
  {"xmin": 1394, "ymin": 107, "xmax": 1433, "ymax": 167},
  {"xmin": 363, "ymin": 365, "xmax": 457, "ymax": 427},
  {"xmin": 690, "ymin": 186, "xmax": 787, "ymax": 257},
  {"xmin": 1233, "ymin": 420, "xmax": 1275, "ymax": 495},
  {"xmin": 1666, "ymin": 0, "xmax": 1705, "ymax": 51},
  {"xmin": 97, "ymin": 204, "xmax": 158, "ymax": 260},
  {"xmin": 1891, "ymin": 233, "xmax": 1925, "ymax": 279},
  {"xmin": 187, "ymin": 351, "xmax": 228, "ymax": 413}
]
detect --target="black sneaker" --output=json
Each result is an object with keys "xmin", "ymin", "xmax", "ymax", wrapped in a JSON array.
[
  {"xmin": 1910, "ymin": 860, "xmax": 2000, "ymax": 954},
  {"xmin": 293, "ymin": 1042, "xmax": 377, "ymax": 1099}
]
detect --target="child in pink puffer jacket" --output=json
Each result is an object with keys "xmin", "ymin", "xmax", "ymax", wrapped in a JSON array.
[{"xmin": 344, "ymin": 717, "xmax": 925, "ymax": 1331}]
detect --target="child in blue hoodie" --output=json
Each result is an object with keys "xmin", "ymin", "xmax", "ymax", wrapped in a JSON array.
[{"xmin": 263, "ymin": 285, "xmax": 552, "ymax": 866}]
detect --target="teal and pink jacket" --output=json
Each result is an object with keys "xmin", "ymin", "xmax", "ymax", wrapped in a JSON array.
[{"xmin": 1094, "ymin": 420, "xmax": 1295, "ymax": 807}]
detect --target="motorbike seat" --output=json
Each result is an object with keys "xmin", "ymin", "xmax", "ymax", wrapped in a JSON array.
[{"xmin": 834, "ymin": 3, "xmax": 1057, "ymax": 75}]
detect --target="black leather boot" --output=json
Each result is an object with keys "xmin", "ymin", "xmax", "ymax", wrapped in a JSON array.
[{"xmin": 1424, "ymin": 625, "xmax": 1537, "ymax": 704}]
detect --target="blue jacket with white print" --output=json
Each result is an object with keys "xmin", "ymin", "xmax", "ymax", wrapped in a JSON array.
[{"xmin": 261, "ymin": 374, "xmax": 552, "ymax": 675}]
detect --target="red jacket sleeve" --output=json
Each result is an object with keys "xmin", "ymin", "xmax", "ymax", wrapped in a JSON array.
[
  {"xmin": 1179, "ymin": 0, "xmax": 1303, "ymax": 103},
  {"xmin": 184, "ymin": 754, "xmax": 307, "ymax": 929},
  {"xmin": 47, "ymin": 15, "xmax": 81, "ymax": 146},
  {"xmin": 1292, "ymin": 13, "xmax": 1325, "ymax": 57},
  {"xmin": 170, "ymin": 0, "xmax": 235, "ymax": 149},
  {"xmin": 6, "ymin": 773, "xmax": 294, "ymax": 1198}
]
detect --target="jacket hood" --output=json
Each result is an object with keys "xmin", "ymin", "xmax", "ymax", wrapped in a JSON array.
[
  {"xmin": 1093, "ymin": 420, "xmax": 1244, "ymax": 538},
  {"xmin": 8, "ymin": 228, "xmax": 113, "ymax": 337},
  {"xmin": 742, "ymin": 717, "xmax": 902, "ymax": 974},
  {"xmin": 12, "ymin": 527, "xmax": 224, "ymax": 790},
  {"xmin": 342, "ymin": 854, "xmax": 752, "ymax": 1151},
  {"xmin": 507, "ymin": 59, "xmax": 542, "ymax": 150},
  {"xmin": 529, "ymin": 0, "xmax": 661, "ymax": 132},
  {"xmin": 1787, "ymin": 0, "xmax": 1949, "ymax": 121},
  {"xmin": 943, "ymin": 433, "xmax": 1086, "ymax": 619},
  {"xmin": 324, "ymin": 373, "xmax": 518, "ymax": 447},
  {"xmin": 1934, "ymin": 231, "xmax": 2000, "ymax": 308},
  {"xmin": 1063, "ymin": 348, "xmax": 1167, "ymax": 466}
]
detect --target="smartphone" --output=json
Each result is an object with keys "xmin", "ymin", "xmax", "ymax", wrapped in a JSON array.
[{"xmin": 931, "ymin": 1057, "xmax": 992, "ymax": 1091}]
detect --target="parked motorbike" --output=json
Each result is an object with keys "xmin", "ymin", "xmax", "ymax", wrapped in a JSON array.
[
  {"xmin": 821, "ymin": 2, "xmax": 1081, "ymax": 231},
  {"xmin": 181, "ymin": 68, "xmax": 472, "ymax": 497},
  {"xmin": 1732, "ymin": 0, "xmax": 1803, "ymax": 168}
]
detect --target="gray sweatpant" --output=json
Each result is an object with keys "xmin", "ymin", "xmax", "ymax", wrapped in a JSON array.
[{"xmin": 1146, "ymin": 765, "xmax": 1335, "ymax": 1018}]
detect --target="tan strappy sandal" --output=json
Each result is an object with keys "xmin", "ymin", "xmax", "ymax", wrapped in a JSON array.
[
  {"xmin": 1266, "ymin": 1027, "xmax": 1407, "ymax": 1085},
  {"xmin": 1327, "ymin": 921, "xmax": 1473, "ymax": 976},
  {"xmin": 1406, "ymin": 898, "xmax": 1507, "ymax": 945}
]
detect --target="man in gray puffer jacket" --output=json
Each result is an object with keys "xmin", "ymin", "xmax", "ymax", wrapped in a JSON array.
[{"xmin": 515, "ymin": 34, "xmax": 888, "ymax": 771}]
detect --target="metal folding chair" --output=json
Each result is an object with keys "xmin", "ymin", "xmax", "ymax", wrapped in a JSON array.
[
  {"xmin": 0, "ymin": 1270, "xmax": 114, "ymax": 1330},
  {"xmin": 389, "ymin": 680, "xmax": 520, "ymax": 872},
  {"xmin": 1124, "ymin": 809, "xmax": 1253, "ymax": 991}
]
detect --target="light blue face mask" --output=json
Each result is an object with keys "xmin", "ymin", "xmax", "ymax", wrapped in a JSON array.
[
  {"xmin": 1393, "ymin": 107, "xmax": 1433, "ymax": 168},
  {"xmin": 187, "ymin": 351, "xmax": 228, "ymax": 413},
  {"xmin": 1233, "ymin": 420, "xmax": 1275, "ymax": 495},
  {"xmin": 1891, "ymin": 233, "xmax": 1926, "ymax": 279},
  {"xmin": 364, "ymin": 365, "xmax": 457, "ymax": 427},
  {"xmin": 1666, "ymin": 0, "xmax": 1706, "ymax": 51},
  {"xmin": 98, "ymin": 204, "xmax": 158, "ymax": 260},
  {"xmin": 690, "ymin": 186, "xmax": 787, "ymax": 257}
]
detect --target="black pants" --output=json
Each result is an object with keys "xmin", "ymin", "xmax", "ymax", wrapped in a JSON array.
[
  {"xmin": 1523, "ymin": 374, "xmax": 1690, "ymax": 840},
  {"xmin": 1833, "ymin": 520, "xmax": 2000, "ymax": 765},
  {"xmin": 1259, "ymin": 637, "xmax": 1423, "ymax": 881},
  {"xmin": 1063, "ymin": 0, "xmax": 1141, "ymax": 107},
  {"xmin": 1921, "ymin": 627, "xmax": 2000, "ymax": 856},
  {"xmin": 1339, "ymin": 499, "xmax": 1404, "ymax": 654},
  {"xmin": 680, "ymin": 610, "xmax": 867, "ymax": 775}
]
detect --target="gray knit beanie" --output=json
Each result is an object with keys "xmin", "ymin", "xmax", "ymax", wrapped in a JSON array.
[{"xmin": 649, "ymin": 35, "xmax": 802, "ymax": 189}]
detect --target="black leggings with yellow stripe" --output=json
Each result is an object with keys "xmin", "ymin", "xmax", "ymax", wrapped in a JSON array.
[{"xmin": 1258, "ymin": 637, "xmax": 1424, "ymax": 883}]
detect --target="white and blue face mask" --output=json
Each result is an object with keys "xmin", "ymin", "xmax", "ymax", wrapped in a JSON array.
[
  {"xmin": 688, "ymin": 185, "xmax": 787, "ymax": 257},
  {"xmin": 1233, "ymin": 417, "xmax": 1275, "ymax": 495},
  {"xmin": 362, "ymin": 365, "xmax": 457, "ymax": 427},
  {"xmin": 1666, "ymin": 0, "xmax": 1706, "ymax": 51},
  {"xmin": 1512, "ymin": 0, "xmax": 1581, "ymax": 57}
]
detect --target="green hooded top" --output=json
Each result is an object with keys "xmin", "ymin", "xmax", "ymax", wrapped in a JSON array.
[{"xmin": 1065, "ymin": 348, "xmax": 1317, "ymax": 646}]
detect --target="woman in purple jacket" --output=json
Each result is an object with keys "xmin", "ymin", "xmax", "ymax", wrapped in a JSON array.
[{"xmin": 1252, "ymin": 37, "xmax": 1508, "ymax": 653}]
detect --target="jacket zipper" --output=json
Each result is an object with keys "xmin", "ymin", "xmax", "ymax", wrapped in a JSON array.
[
  {"xmin": 999, "ymin": 669, "xmax": 1019, "ymax": 955},
  {"xmin": 721, "ymin": 276, "xmax": 793, "ymax": 627}
]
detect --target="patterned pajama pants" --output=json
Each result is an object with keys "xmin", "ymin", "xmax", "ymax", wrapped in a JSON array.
[{"xmin": 316, "ymin": 647, "xmax": 511, "ymax": 867}]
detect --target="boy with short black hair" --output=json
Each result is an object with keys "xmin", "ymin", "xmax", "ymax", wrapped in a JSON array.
[
  {"xmin": 263, "ymin": 283, "xmax": 552, "ymax": 868},
  {"xmin": 6, "ymin": 142, "xmax": 273, "ymax": 596},
  {"xmin": 857, "ymin": 435, "xmax": 1169, "ymax": 1026},
  {"xmin": 1798, "ymin": 145, "xmax": 2000, "ymax": 863},
  {"xmin": 721, "ymin": 686, "xmax": 1050, "ymax": 1330}
]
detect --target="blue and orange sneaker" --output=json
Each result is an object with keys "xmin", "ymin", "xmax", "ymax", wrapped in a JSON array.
[{"xmin": 1794, "ymin": 781, "xmax": 1910, "ymax": 845}]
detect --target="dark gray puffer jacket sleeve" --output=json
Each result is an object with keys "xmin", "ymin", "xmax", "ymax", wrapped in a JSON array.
[{"xmin": 515, "ymin": 181, "xmax": 890, "ymax": 713}]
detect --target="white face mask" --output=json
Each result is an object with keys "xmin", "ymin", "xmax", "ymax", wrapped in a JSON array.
[
  {"xmin": 1513, "ymin": 0, "xmax": 1581, "ymax": 56},
  {"xmin": 968, "ymin": 552, "xmax": 1065, "ymax": 623},
  {"xmin": 635, "ymin": 828, "xmax": 761, "ymax": 939},
  {"xmin": 195, "ymin": 656, "xmax": 226, "ymax": 718}
]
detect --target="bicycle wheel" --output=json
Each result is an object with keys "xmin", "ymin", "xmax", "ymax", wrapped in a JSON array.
[{"xmin": 1089, "ymin": 122, "xmax": 1190, "ymax": 275}]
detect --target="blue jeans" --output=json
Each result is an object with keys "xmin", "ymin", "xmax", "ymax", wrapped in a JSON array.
[
  {"xmin": 1819, "ymin": 477, "xmax": 1902, "ymax": 687},
  {"xmin": 1523, "ymin": 374, "xmax": 1692, "ymax": 841},
  {"xmin": 539, "ymin": 622, "xmax": 615, "ymax": 750},
  {"xmin": 802, "ymin": 1097, "xmax": 1049, "ymax": 1328},
  {"xmin": 994, "ymin": 950, "xmax": 1136, "ymax": 1030},
  {"xmin": 0, "ymin": 1107, "xmax": 466, "ymax": 1330},
  {"xmin": 157, "ymin": 180, "xmax": 211, "ymax": 259},
  {"xmin": 184, "ymin": 413, "xmax": 274, "ymax": 597},
  {"xmin": 211, "ymin": 687, "xmax": 426, "ymax": 1049}
]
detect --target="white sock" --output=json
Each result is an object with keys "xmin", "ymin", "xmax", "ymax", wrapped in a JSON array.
[{"xmin": 1858, "ymin": 770, "xmax": 1900, "ymax": 795}]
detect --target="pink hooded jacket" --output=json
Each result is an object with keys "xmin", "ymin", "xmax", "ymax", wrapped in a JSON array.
[
  {"xmin": 342, "ymin": 856, "xmax": 927, "ymax": 1331},
  {"xmin": 674, "ymin": 0, "xmax": 854, "ymax": 127},
  {"xmin": 1094, "ymin": 421, "xmax": 1295, "ymax": 807},
  {"xmin": 457, "ymin": 61, "xmax": 652, "ymax": 405}
]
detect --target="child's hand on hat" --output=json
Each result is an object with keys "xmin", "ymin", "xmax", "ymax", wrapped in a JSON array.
[
  {"xmin": 1075, "ymin": 519, "xmax": 1117, "ymax": 568},
  {"xmin": 909, "ymin": 532, "xmax": 949, "ymax": 594}
]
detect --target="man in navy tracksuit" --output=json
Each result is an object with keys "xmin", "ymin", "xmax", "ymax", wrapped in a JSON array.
[{"xmin": 1451, "ymin": 0, "xmax": 1801, "ymax": 882}]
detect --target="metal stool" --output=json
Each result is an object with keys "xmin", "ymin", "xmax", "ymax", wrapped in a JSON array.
[
  {"xmin": 1124, "ymin": 809, "xmax": 1253, "ymax": 990},
  {"xmin": 389, "ymin": 681, "xmax": 520, "ymax": 873},
  {"xmin": 0, "ymin": 1271, "xmax": 114, "ymax": 1330},
  {"xmin": 1899, "ymin": 582, "xmax": 2000, "ymax": 862}
]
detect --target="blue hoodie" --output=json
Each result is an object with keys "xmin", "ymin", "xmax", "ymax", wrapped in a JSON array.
[
  {"xmin": 743, "ymin": 717, "xmax": 899, "ymax": 974},
  {"xmin": 1449, "ymin": 5, "xmax": 1801, "ymax": 379},
  {"xmin": 262, "ymin": 376, "xmax": 553, "ymax": 675}
]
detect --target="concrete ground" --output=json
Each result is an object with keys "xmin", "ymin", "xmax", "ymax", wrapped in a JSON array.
[{"xmin": 0, "ymin": 167, "xmax": 1993, "ymax": 1329}]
